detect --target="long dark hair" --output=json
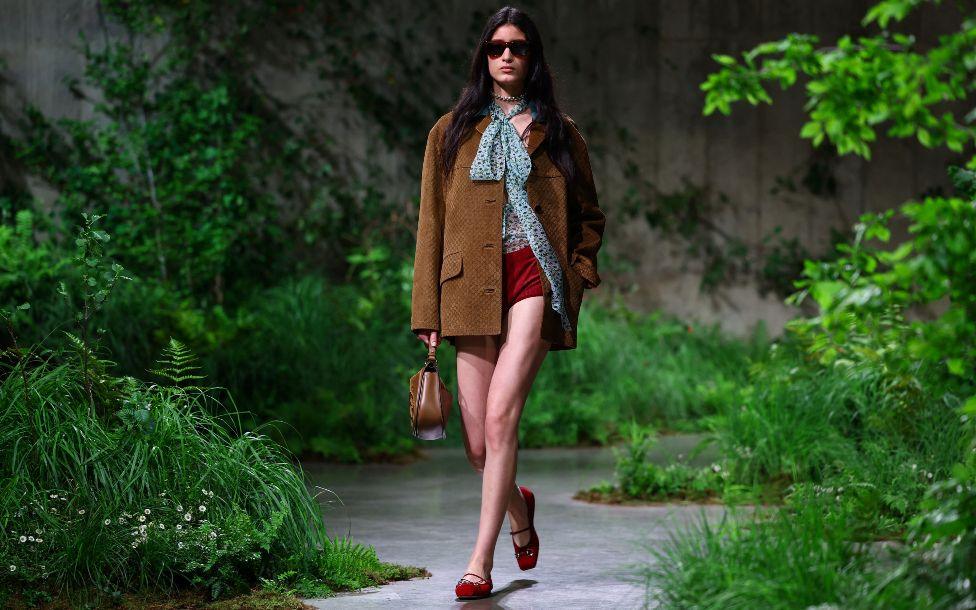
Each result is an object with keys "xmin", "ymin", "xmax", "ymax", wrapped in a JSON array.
[{"xmin": 441, "ymin": 6, "xmax": 578, "ymax": 195}]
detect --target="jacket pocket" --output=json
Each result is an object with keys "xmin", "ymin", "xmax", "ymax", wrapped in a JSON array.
[{"xmin": 440, "ymin": 250, "xmax": 463, "ymax": 284}]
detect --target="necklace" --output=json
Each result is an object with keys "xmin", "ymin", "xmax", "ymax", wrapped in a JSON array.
[{"xmin": 492, "ymin": 90, "xmax": 524, "ymax": 102}]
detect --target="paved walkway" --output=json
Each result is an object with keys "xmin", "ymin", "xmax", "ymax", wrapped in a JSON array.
[{"xmin": 301, "ymin": 435, "xmax": 731, "ymax": 609}]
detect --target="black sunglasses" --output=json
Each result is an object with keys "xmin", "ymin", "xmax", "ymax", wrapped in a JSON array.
[{"xmin": 484, "ymin": 39, "xmax": 531, "ymax": 59}]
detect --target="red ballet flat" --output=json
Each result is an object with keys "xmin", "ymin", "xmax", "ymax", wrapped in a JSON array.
[
  {"xmin": 455, "ymin": 571, "xmax": 492, "ymax": 600},
  {"xmin": 510, "ymin": 485, "xmax": 540, "ymax": 570}
]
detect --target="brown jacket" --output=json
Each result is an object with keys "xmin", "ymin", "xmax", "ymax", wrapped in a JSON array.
[{"xmin": 410, "ymin": 109, "xmax": 606, "ymax": 351}]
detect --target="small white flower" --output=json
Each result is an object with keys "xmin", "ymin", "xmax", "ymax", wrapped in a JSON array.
[
  {"xmin": 198, "ymin": 505, "xmax": 206, "ymax": 513},
  {"xmin": 176, "ymin": 524, "xmax": 182, "ymax": 531},
  {"xmin": 184, "ymin": 512, "xmax": 192, "ymax": 521},
  {"xmin": 49, "ymin": 493, "xmax": 57, "ymax": 499},
  {"xmin": 131, "ymin": 541, "xmax": 138, "ymax": 548},
  {"xmin": 159, "ymin": 524, "xmax": 165, "ymax": 530},
  {"xmin": 35, "ymin": 528, "xmax": 42, "ymax": 534},
  {"xmin": 138, "ymin": 515, "xmax": 146, "ymax": 522},
  {"xmin": 139, "ymin": 525, "xmax": 147, "ymax": 533},
  {"xmin": 209, "ymin": 531, "xmax": 217, "ymax": 539},
  {"xmin": 104, "ymin": 519, "xmax": 111, "ymax": 526},
  {"xmin": 144, "ymin": 509, "xmax": 151, "ymax": 515},
  {"xmin": 178, "ymin": 542, "xmax": 184, "ymax": 549},
  {"xmin": 176, "ymin": 505, "xmax": 184, "ymax": 512},
  {"xmin": 19, "ymin": 536, "xmax": 26, "ymax": 543},
  {"xmin": 77, "ymin": 509, "xmax": 86, "ymax": 515},
  {"xmin": 927, "ymin": 472, "xmax": 934, "ymax": 479},
  {"xmin": 118, "ymin": 517, "xmax": 125, "ymax": 524},
  {"xmin": 8, "ymin": 565, "xmax": 15, "ymax": 572},
  {"xmin": 36, "ymin": 538, "xmax": 42, "ymax": 543},
  {"xmin": 28, "ymin": 536, "xmax": 34, "ymax": 542}
]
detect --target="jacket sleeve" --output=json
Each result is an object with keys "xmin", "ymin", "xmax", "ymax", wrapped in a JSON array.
[
  {"xmin": 410, "ymin": 123, "xmax": 446, "ymax": 333},
  {"xmin": 566, "ymin": 117, "xmax": 606, "ymax": 289}
]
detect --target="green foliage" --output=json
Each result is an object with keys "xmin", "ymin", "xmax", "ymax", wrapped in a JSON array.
[
  {"xmin": 702, "ymin": 4, "xmax": 976, "ymax": 165},
  {"xmin": 0, "ymin": 210, "xmax": 65, "ymax": 317},
  {"xmin": 521, "ymin": 304, "xmax": 766, "ymax": 447},
  {"xmin": 609, "ymin": 422, "xmax": 731, "ymax": 502},
  {"xmin": 150, "ymin": 338, "xmax": 205, "ymax": 387},
  {"xmin": 639, "ymin": 494, "xmax": 918, "ymax": 609},
  {"xmin": 652, "ymin": 1, "xmax": 976, "ymax": 607},
  {"xmin": 899, "ymin": 462, "xmax": 976, "ymax": 607},
  {"xmin": 786, "ymin": 171, "xmax": 976, "ymax": 414},
  {"xmin": 0, "ymin": 224, "xmax": 418, "ymax": 605},
  {"xmin": 206, "ymin": 252, "xmax": 418, "ymax": 463},
  {"xmin": 16, "ymin": 36, "xmax": 275, "ymax": 300}
]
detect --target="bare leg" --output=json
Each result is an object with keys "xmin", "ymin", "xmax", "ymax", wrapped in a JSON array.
[
  {"xmin": 455, "ymin": 332, "xmax": 529, "ymax": 544},
  {"xmin": 454, "ymin": 333, "xmax": 536, "ymax": 570},
  {"xmin": 464, "ymin": 295, "xmax": 550, "ymax": 580},
  {"xmin": 455, "ymin": 334, "xmax": 497, "ymax": 475}
]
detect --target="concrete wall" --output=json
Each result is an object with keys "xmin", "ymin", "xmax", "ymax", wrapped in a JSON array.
[{"xmin": 0, "ymin": 0, "xmax": 963, "ymax": 336}]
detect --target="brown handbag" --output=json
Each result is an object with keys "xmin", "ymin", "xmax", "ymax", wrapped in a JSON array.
[{"xmin": 408, "ymin": 340, "xmax": 453, "ymax": 440}]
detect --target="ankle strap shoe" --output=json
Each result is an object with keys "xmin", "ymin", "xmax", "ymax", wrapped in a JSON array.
[
  {"xmin": 510, "ymin": 485, "xmax": 540, "ymax": 570},
  {"xmin": 455, "ymin": 572, "xmax": 492, "ymax": 600}
]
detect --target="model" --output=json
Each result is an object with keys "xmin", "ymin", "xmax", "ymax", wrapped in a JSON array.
[{"xmin": 410, "ymin": 5, "xmax": 606, "ymax": 601}]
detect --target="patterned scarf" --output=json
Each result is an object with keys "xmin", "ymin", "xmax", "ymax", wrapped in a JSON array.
[{"xmin": 469, "ymin": 99, "xmax": 571, "ymax": 331}]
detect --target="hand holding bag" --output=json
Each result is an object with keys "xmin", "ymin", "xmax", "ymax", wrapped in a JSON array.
[{"xmin": 408, "ymin": 339, "xmax": 453, "ymax": 440}]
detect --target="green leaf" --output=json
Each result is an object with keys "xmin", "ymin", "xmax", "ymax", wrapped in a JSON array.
[
  {"xmin": 947, "ymin": 358, "xmax": 966, "ymax": 376},
  {"xmin": 712, "ymin": 54, "xmax": 738, "ymax": 67},
  {"xmin": 959, "ymin": 394, "xmax": 976, "ymax": 416}
]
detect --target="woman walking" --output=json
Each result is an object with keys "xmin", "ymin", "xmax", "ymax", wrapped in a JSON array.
[{"xmin": 410, "ymin": 6, "xmax": 606, "ymax": 601}]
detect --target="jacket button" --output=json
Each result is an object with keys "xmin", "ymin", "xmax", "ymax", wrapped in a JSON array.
[{"xmin": 484, "ymin": 287, "xmax": 495, "ymax": 294}]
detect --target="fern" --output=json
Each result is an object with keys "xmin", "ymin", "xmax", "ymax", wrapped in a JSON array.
[
  {"xmin": 62, "ymin": 331, "xmax": 118, "ymax": 374},
  {"xmin": 151, "ymin": 338, "xmax": 205, "ymax": 386}
]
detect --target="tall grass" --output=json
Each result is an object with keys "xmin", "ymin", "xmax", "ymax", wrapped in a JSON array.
[
  {"xmin": 629, "ymin": 339, "xmax": 971, "ymax": 608},
  {"xmin": 638, "ymin": 494, "xmax": 918, "ymax": 609},
  {"xmin": 205, "ymin": 274, "xmax": 419, "ymax": 462},
  {"xmin": 196, "ymin": 276, "xmax": 768, "ymax": 458},
  {"xmin": 522, "ymin": 300, "xmax": 769, "ymax": 447},
  {"xmin": 0, "ymin": 340, "xmax": 414, "ymax": 605}
]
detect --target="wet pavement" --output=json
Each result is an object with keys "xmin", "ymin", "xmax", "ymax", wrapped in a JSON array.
[{"xmin": 301, "ymin": 435, "xmax": 731, "ymax": 609}]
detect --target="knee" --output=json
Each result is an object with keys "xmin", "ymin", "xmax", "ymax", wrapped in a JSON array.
[
  {"xmin": 466, "ymin": 444, "xmax": 486, "ymax": 473},
  {"xmin": 484, "ymin": 409, "xmax": 519, "ymax": 451}
]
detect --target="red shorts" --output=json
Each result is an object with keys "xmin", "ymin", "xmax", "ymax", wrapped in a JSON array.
[{"xmin": 503, "ymin": 246, "xmax": 543, "ymax": 312}]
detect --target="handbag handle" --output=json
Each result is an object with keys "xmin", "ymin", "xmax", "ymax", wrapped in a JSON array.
[
  {"xmin": 423, "ymin": 337, "xmax": 439, "ymax": 371},
  {"xmin": 426, "ymin": 337, "xmax": 438, "ymax": 360}
]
